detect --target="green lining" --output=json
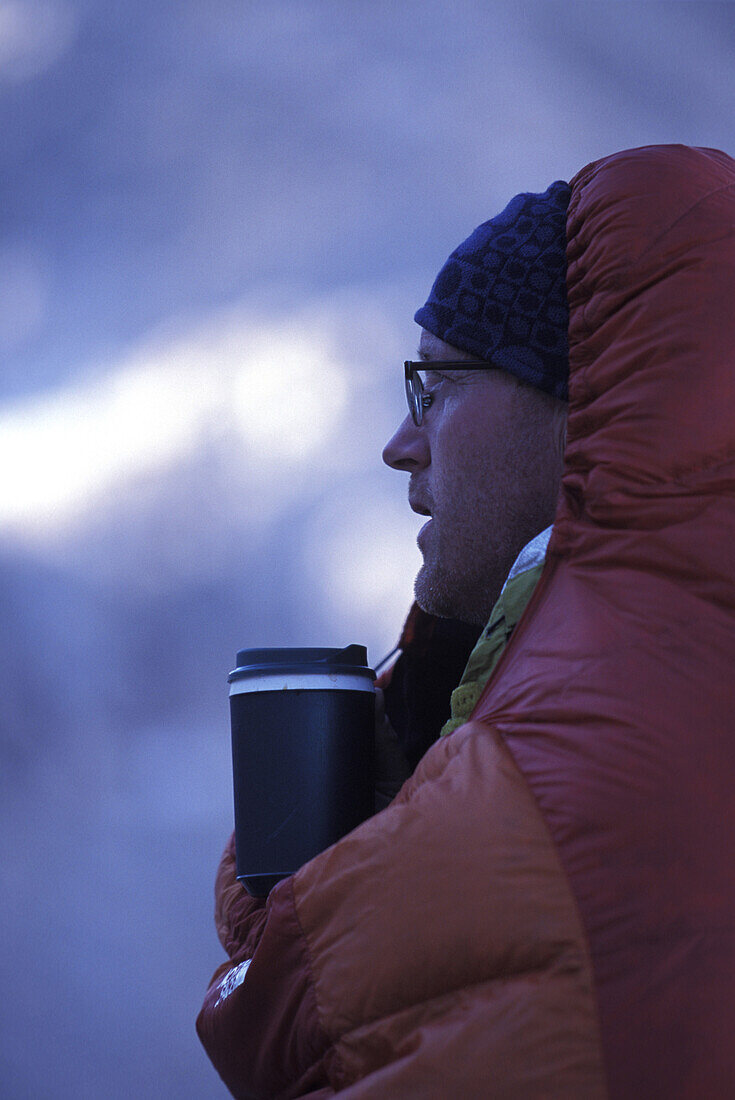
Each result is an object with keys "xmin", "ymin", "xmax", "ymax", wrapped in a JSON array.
[{"xmin": 439, "ymin": 561, "xmax": 544, "ymax": 737}]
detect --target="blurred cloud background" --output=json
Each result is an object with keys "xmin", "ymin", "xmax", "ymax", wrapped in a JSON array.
[{"xmin": 1, "ymin": 1, "xmax": 733, "ymax": 1095}]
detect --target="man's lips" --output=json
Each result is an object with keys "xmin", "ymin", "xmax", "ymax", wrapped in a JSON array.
[
  {"xmin": 417, "ymin": 517, "xmax": 433, "ymax": 545},
  {"xmin": 409, "ymin": 487, "xmax": 434, "ymax": 546},
  {"xmin": 408, "ymin": 491, "xmax": 432, "ymax": 518}
]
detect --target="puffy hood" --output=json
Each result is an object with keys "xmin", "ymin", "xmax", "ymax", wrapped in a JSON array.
[{"xmin": 561, "ymin": 143, "xmax": 735, "ymax": 552}]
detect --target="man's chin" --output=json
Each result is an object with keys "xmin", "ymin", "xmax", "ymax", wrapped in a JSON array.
[
  {"xmin": 413, "ymin": 564, "xmax": 458, "ymax": 620},
  {"xmin": 413, "ymin": 562, "xmax": 488, "ymax": 626}
]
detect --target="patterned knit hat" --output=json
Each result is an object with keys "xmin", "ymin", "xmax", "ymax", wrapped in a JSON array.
[{"xmin": 414, "ymin": 180, "xmax": 571, "ymax": 400}]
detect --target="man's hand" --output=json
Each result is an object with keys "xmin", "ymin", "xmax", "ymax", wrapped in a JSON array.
[{"xmin": 374, "ymin": 686, "xmax": 412, "ymax": 812}]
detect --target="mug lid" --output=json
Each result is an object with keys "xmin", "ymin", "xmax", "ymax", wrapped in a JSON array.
[{"xmin": 228, "ymin": 643, "xmax": 374, "ymax": 683}]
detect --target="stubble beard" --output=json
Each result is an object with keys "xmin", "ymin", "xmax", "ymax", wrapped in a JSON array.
[
  {"xmin": 407, "ymin": 387, "xmax": 565, "ymax": 626},
  {"xmin": 412, "ymin": 483, "xmax": 541, "ymax": 626},
  {"xmin": 413, "ymin": 531, "xmax": 510, "ymax": 626}
]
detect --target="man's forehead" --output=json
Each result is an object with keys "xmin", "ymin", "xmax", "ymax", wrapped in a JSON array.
[{"xmin": 417, "ymin": 329, "xmax": 478, "ymax": 362}]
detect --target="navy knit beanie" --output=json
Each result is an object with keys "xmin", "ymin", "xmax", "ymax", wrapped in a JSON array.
[{"xmin": 414, "ymin": 180, "xmax": 571, "ymax": 400}]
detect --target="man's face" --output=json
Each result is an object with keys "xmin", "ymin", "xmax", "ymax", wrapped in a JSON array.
[{"xmin": 382, "ymin": 330, "xmax": 566, "ymax": 625}]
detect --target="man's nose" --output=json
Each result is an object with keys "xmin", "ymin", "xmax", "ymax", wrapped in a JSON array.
[{"xmin": 382, "ymin": 415, "xmax": 430, "ymax": 471}]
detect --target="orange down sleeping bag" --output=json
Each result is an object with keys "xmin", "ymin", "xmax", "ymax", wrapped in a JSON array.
[{"xmin": 197, "ymin": 144, "xmax": 735, "ymax": 1098}]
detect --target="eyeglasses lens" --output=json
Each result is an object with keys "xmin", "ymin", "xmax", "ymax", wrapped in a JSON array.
[
  {"xmin": 405, "ymin": 368, "xmax": 422, "ymax": 426},
  {"xmin": 405, "ymin": 368, "xmax": 416, "ymax": 425}
]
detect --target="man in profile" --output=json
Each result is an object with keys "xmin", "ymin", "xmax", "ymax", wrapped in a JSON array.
[
  {"xmin": 198, "ymin": 145, "xmax": 735, "ymax": 1099},
  {"xmin": 377, "ymin": 183, "xmax": 568, "ymax": 787}
]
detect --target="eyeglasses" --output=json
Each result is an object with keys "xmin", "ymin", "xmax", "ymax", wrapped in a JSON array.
[{"xmin": 404, "ymin": 359, "xmax": 490, "ymax": 426}]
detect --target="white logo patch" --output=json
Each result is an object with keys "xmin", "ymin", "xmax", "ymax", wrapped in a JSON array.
[{"xmin": 214, "ymin": 959, "xmax": 252, "ymax": 1007}]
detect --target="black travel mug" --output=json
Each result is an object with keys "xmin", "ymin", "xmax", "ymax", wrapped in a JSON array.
[{"xmin": 228, "ymin": 644, "xmax": 376, "ymax": 898}]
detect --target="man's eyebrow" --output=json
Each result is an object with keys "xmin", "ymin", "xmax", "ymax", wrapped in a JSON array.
[{"xmin": 416, "ymin": 348, "xmax": 431, "ymax": 362}]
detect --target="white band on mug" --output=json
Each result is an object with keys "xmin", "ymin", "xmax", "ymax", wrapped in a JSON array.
[{"xmin": 229, "ymin": 672, "xmax": 375, "ymax": 695}]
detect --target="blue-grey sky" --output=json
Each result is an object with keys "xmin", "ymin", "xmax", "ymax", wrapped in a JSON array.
[{"xmin": 2, "ymin": 3, "xmax": 734, "ymax": 1096}]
